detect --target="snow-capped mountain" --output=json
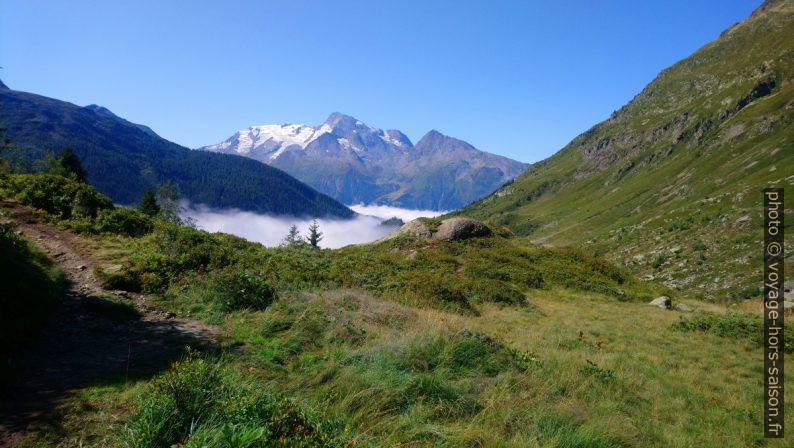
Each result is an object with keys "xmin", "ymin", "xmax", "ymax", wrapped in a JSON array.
[
  {"xmin": 204, "ymin": 112, "xmax": 412, "ymax": 161},
  {"xmin": 199, "ymin": 113, "xmax": 528, "ymax": 210}
]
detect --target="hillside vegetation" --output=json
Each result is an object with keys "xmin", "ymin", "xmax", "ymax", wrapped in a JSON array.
[
  {"xmin": 3, "ymin": 173, "xmax": 791, "ymax": 448},
  {"xmin": 459, "ymin": 0, "xmax": 794, "ymax": 301},
  {"xmin": 0, "ymin": 85, "xmax": 352, "ymax": 218}
]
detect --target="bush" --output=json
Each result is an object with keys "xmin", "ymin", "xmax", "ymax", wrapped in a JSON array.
[
  {"xmin": 95, "ymin": 207, "xmax": 154, "ymax": 237},
  {"xmin": 446, "ymin": 330, "xmax": 529, "ymax": 376},
  {"xmin": 397, "ymin": 330, "xmax": 532, "ymax": 377},
  {"xmin": 94, "ymin": 266, "xmax": 141, "ymax": 292},
  {"xmin": 405, "ymin": 272, "xmax": 472, "ymax": 312},
  {"xmin": 2, "ymin": 173, "xmax": 112, "ymax": 219},
  {"xmin": 580, "ymin": 360, "xmax": 616, "ymax": 382},
  {"xmin": 209, "ymin": 268, "xmax": 277, "ymax": 312},
  {"xmin": 672, "ymin": 312, "xmax": 794, "ymax": 352}
]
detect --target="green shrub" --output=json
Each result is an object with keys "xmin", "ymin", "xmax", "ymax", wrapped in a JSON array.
[
  {"xmin": 579, "ymin": 360, "xmax": 616, "ymax": 382},
  {"xmin": 405, "ymin": 272, "xmax": 472, "ymax": 312},
  {"xmin": 94, "ymin": 266, "xmax": 141, "ymax": 292},
  {"xmin": 468, "ymin": 278, "xmax": 527, "ymax": 305},
  {"xmin": 209, "ymin": 268, "xmax": 277, "ymax": 312},
  {"xmin": 672, "ymin": 312, "xmax": 794, "ymax": 352},
  {"xmin": 446, "ymin": 330, "xmax": 528, "ymax": 376},
  {"xmin": 95, "ymin": 207, "xmax": 153, "ymax": 237},
  {"xmin": 128, "ymin": 224, "xmax": 244, "ymax": 292},
  {"xmin": 401, "ymin": 372, "xmax": 479, "ymax": 418},
  {"xmin": 2, "ymin": 173, "xmax": 112, "ymax": 219},
  {"xmin": 651, "ymin": 254, "xmax": 669, "ymax": 269}
]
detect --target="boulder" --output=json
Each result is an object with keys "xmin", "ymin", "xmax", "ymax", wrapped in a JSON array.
[
  {"xmin": 382, "ymin": 219, "xmax": 432, "ymax": 240},
  {"xmin": 432, "ymin": 218, "xmax": 491, "ymax": 241},
  {"xmin": 675, "ymin": 303, "xmax": 693, "ymax": 312},
  {"xmin": 649, "ymin": 296, "xmax": 672, "ymax": 309}
]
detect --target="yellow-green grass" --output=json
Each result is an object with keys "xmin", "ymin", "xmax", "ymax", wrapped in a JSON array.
[{"xmin": 214, "ymin": 288, "xmax": 792, "ymax": 447}]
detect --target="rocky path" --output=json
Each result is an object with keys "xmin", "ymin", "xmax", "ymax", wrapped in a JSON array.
[{"xmin": 0, "ymin": 202, "xmax": 218, "ymax": 446}]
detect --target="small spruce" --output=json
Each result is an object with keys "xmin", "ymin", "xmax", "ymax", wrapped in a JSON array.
[
  {"xmin": 281, "ymin": 224, "xmax": 304, "ymax": 247},
  {"xmin": 138, "ymin": 187, "xmax": 160, "ymax": 217},
  {"xmin": 56, "ymin": 147, "xmax": 87, "ymax": 182},
  {"xmin": 156, "ymin": 181, "xmax": 183, "ymax": 225},
  {"xmin": 307, "ymin": 219, "xmax": 323, "ymax": 249}
]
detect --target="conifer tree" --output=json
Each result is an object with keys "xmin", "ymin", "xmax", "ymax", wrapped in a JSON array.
[
  {"xmin": 57, "ymin": 147, "xmax": 87, "ymax": 182},
  {"xmin": 281, "ymin": 224, "xmax": 304, "ymax": 247},
  {"xmin": 138, "ymin": 187, "xmax": 160, "ymax": 217},
  {"xmin": 156, "ymin": 181, "xmax": 183, "ymax": 224},
  {"xmin": 307, "ymin": 219, "xmax": 323, "ymax": 249}
]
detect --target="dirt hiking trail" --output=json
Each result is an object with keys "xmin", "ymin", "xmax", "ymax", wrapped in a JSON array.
[{"xmin": 0, "ymin": 201, "xmax": 218, "ymax": 446}]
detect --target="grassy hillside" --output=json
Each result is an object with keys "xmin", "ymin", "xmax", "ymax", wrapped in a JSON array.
[
  {"xmin": 4, "ymin": 173, "xmax": 792, "ymax": 447},
  {"xmin": 458, "ymin": 0, "xmax": 794, "ymax": 301},
  {"xmin": 0, "ymin": 86, "xmax": 352, "ymax": 218}
]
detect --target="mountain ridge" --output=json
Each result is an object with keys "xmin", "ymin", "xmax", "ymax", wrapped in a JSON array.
[
  {"xmin": 199, "ymin": 113, "xmax": 528, "ymax": 210},
  {"xmin": 457, "ymin": 0, "xmax": 794, "ymax": 300},
  {"xmin": 0, "ymin": 85, "xmax": 353, "ymax": 218}
]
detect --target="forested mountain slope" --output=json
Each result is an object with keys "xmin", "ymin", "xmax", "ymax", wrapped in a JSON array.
[{"xmin": 0, "ymin": 85, "xmax": 352, "ymax": 217}]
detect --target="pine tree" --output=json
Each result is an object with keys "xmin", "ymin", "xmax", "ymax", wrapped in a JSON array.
[
  {"xmin": 281, "ymin": 224, "xmax": 304, "ymax": 247},
  {"xmin": 307, "ymin": 219, "xmax": 323, "ymax": 249},
  {"xmin": 156, "ymin": 181, "xmax": 183, "ymax": 224},
  {"xmin": 57, "ymin": 147, "xmax": 87, "ymax": 182},
  {"xmin": 138, "ymin": 187, "xmax": 160, "ymax": 217}
]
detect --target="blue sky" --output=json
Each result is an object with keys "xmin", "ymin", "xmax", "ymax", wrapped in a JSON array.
[{"xmin": 1, "ymin": 0, "xmax": 759, "ymax": 163}]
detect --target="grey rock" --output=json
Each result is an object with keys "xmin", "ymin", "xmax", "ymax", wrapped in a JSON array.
[
  {"xmin": 675, "ymin": 303, "xmax": 693, "ymax": 312},
  {"xmin": 103, "ymin": 264, "xmax": 123, "ymax": 274},
  {"xmin": 433, "ymin": 218, "xmax": 491, "ymax": 241},
  {"xmin": 784, "ymin": 301, "xmax": 794, "ymax": 310},
  {"xmin": 649, "ymin": 296, "xmax": 672, "ymax": 309},
  {"xmin": 383, "ymin": 220, "xmax": 432, "ymax": 240}
]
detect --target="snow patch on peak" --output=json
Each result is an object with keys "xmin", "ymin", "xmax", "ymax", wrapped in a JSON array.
[
  {"xmin": 380, "ymin": 130, "xmax": 408, "ymax": 148},
  {"xmin": 202, "ymin": 113, "xmax": 414, "ymax": 160},
  {"xmin": 250, "ymin": 123, "xmax": 315, "ymax": 149}
]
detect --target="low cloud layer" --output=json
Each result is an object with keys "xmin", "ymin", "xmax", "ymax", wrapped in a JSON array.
[
  {"xmin": 183, "ymin": 203, "xmax": 446, "ymax": 249},
  {"xmin": 348, "ymin": 203, "xmax": 447, "ymax": 222}
]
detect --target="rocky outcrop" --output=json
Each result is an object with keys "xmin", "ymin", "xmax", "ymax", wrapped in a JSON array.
[
  {"xmin": 381, "ymin": 217, "xmax": 491, "ymax": 242},
  {"xmin": 432, "ymin": 218, "xmax": 491, "ymax": 241},
  {"xmin": 380, "ymin": 220, "xmax": 432, "ymax": 241}
]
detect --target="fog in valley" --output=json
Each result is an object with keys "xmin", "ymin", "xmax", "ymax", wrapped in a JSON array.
[{"xmin": 183, "ymin": 203, "xmax": 447, "ymax": 249}]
